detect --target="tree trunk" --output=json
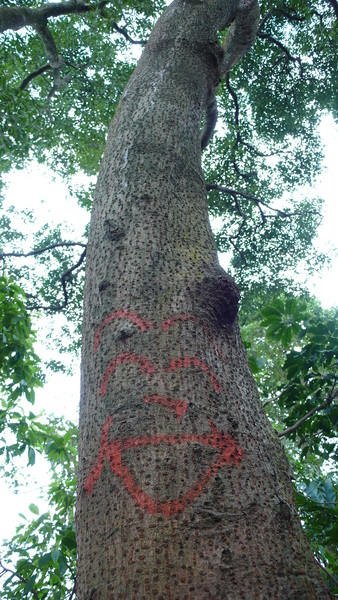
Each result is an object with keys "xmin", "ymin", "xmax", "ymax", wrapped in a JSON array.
[{"xmin": 76, "ymin": 1, "xmax": 329, "ymax": 598}]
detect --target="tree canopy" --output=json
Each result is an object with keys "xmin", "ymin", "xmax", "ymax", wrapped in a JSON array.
[{"xmin": 0, "ymin": 0, "xmax": 337, "ymax": 597}]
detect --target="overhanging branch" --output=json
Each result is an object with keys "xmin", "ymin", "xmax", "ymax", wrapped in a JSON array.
[
  {"xmin": 258, "ymin": 32, "xmax": 303, "ymax": 75},
  {"xmin": 1, "ymin": 0, "xmax": 144, "ymax": 97},
  {"xmin": 278, "ymin": 390, "xmax": 337, "ymax": 439},
  {"xmin": 1, "ymin": 242, "xmax": 87, "ymax": 312},
  {"xmin": 0, "ymin": 2, "xmax": 91, "ymax": 34},
  {"xmin": 206, "ymin": 183, "xmax": 297, "ymax": 219},
  {"xmin": 0, "ymin": 561, "xmax": 39, "ymax": 600},
  {"xmin": 112, "ymin": 22, "xmax": 146, "ymax": 46},
  {"xmin": 0, "ymin": 242, "xmax": 87, "ymax": 260},
  {"xmin": 27, "ymin": 247, "xmax": 87, "ymax": 312},
  {"xmin": 19, "ymin": 63, "xmax": 51, "ymax": 90}
]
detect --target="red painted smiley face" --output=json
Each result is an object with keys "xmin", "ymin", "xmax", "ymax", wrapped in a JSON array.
[{"xmin": 84, "ymin": 310, "xmax": 243, "ymax": 518}]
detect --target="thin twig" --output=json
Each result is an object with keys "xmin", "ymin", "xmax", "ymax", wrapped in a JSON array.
[
  {"xmin": 112, "ymin": 22, "xmax": 146, "ymax": 46},
  {"xmin": 231, "ymin": 192, "xmax": 244, "ymax": 217},
  {"xmin": 19, "ymin": 64, "xmax": 51, "ymax": 90},
  {"xmin": 278, "ymin": 393, "xmax": 337, "ymax": 438},
  {"xmin": 225, "ymin": 75, "xmax": 259, "ymax": 178},
  {"xmin": 315, "ymin": 558, "xmax": 338, "ymax": 586},
  {"xmin": 0, "ymin": 561, "xmax": 39, "ymax": 600},
  {"xmin": 229, "ymin": 220, "xmax": 247, "ymax": 265},
  {"xmin": 68, "ymin": 580, "xmax": 77, "ymax": 600},
  {"xmin": 0, "ymin": 242, "xmax": 87, "ymax": 260},
  {"xmin": 240, "ymin": 139, "xmax": 285, "ymax": 158},
  {"xmin": 27, "ymin": 248, "xmax": 87, "ymax": 312},
  {"xmin": 258, "ymin": 32, "xmax": 303, "ymax": 76},
  {"xmin": 263, "ymin": 396, "xmax": 280, "ymax": 407},
  {"xmin": 206, "ymin": 183, "xmax": 292, "ymax": 217}
]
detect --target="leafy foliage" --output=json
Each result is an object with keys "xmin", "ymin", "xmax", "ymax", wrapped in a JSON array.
[
  {"xmin": 296, "ymin": 477, "xmax": 337, "ymax": 587},
  {"xmin": 0, "ymin": 0, "xmax": 165, "ymax": 178},
  {"xmin": 204, "ymin": 0, "xmax": 337, "ymax": 299},
  {"xmin": 242, "ymin": 295, "xmax": 338, "ymax": 590},
  {"xmin": 0, "ymin": 441, "xmax": 77, "ymax": 600},
  {"xmin": 0, "ymin": 273, "xmax": 44, "ymax": 465}
]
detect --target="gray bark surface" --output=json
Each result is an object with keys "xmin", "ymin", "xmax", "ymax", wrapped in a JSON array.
[{"xmin": 76, "ymin": 1, "xmax": 330, "ymax": 597}]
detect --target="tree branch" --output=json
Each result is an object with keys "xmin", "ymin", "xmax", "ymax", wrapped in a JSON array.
[
  {"xmin": 225, "ymin": 73, "xmax": 239, "ymax": 129},
  {"xmin": 257, "ymin": 7, "xmax": 306, "ymax": 36},
  {"xmin": 206, "ymin": 183, "xmax": 294, "ymax": 218},
  {"xmin": 314, "ymin": 558, "xmax": 338, "ymax": 586},
  {"xmin": 224, "ymin": 75, "xmax": 259, "ymax": 178},
  {"xmin": 26, "ymin": 248, "xmax": 87, "ymax": 312},
  {"xmin": 19, "ymin": 63, "xmax": 51, "ymax": 90},
  {"xmin": 199, "ymin": 0, "xmax": 259, "ymax": 152},
  {"xmin": 278, "ymin": 393, "xmax": 337, "ymax": 438},
  {"xmin": 201, "ymin": 97, "xmax": 218, "ymax": 150},
  {"xmin": 275, "ymin": 9, "xmax": 307, "ymax": 23},
  {"xmin": 0, "ymin": 2, "xmax": 91, "ymax": 34},
  {"xmin": 228, "ymin": 220, "xmax": 248, "ymax": 265},
  {"xmin": 263, "ymin": 396, "xmax": 280, "ymax": 407},
  {"xmin": 0, "ymin": 242, "xmax": 87, "ymax": 260},
  {"xmin": 0, "ymin": 561, "xmax": 39, "ymax": 600},
  {"xmin": 258, "ymin": 32, "xmax": 303, "ymax": 75},
  {"xmin": 220, "ymin": 0, "xmax": 260, "ymax": 75},
  {"xmin": 0, "ymin": 243, "xmax": 87, "ymax": 312},
  {"xmin": 68, "ymin": 580, "xmax": 77, "ymax": 600},
  {"xmin": 257, "ymin": 8, "xmax": 273, "ymax": 34},
  {"xmin": 1, "ymin": 1, "xmax": 144, "ymax": 97},
  {"xmin": 112, "ymin": 22, "xmax": 146, "ymax": 46},
  {"xmin": 31, "ymin": 20, "xmax": 66, "ymax": 95}
]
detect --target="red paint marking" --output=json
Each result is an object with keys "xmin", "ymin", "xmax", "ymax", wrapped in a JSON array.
[
  {"xmin": 83, "ymin": 416, "xmax": 113, "ymax": 494},
  {"xmin": 162, "ymin": 314, "xmax": 198, "ymax": 331},
  {"xmin": 164, "ymin": 357, "xmax": 222, "ymax": 392},
  {"xmin": 162, "ymin": 314, "xmax": 227, "ymax": 362},
  {"xmin": 100, "ymin": 354, "xmax": 221, "ymax": 396},
  {"xmin": 100, "ymin": 353, "xmax": 156, "ymax": 396},
  {"xmin": 143, "ymin": 395, "xmax": 188, "ymax": 419},
  {"xmin": 90, "ymin": 309, "xmax": 234, "ymax": 517},
  {"xmin": 94, "ymin": 309, "xmax": 153, "ymax": 351},
  {"xmin": 84, "ymin": 418, "xmax": 243, "ymax": 517}
]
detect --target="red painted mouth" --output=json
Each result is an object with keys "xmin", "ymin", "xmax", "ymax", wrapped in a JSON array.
[{"xmin": 84, "ymin": 414, "xmax": 243, "ymax": 518}]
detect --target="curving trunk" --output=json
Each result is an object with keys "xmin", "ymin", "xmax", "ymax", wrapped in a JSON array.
[{"xmin": 76, "ymin": 1, "xmax": 329, "ymax": 598}]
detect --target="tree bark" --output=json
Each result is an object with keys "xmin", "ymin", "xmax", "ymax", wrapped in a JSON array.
[{"xmin": 76, "ymin": 1, "xmax": 330, "ymax": 598}]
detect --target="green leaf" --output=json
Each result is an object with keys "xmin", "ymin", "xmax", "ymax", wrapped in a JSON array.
[
  {"xmin": 51, "ymin": 549, "xmax": 60, "ymax": 563},
  {"xmin": 23, "ymin": 574, "xmax": 36, "ymax": 595},
  {"xmin": 39, "ymin": 552, "xmax": 52, "ymax": 568},
  {"xmin": 281, "ymin": 327, "xmax": 293, "ymax": 348},
  {"xmin": 323, "ymin": 479, "xmax": 336, "ymax": 507},
  {"xmin": 29, "ymin": 503, "xmax": 39, "ymax": 515},
  {"xmin": 27, "ymin": 446, "xmax": 35, "ymax": 466},
  {"xmin": 58, "ymin": 554, "xmax": 68, "ymax": 577}
]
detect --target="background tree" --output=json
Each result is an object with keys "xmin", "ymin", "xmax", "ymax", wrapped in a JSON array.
[{"xmin": 0, "ymin": 0, "xmax": 337, "ymax": 598}]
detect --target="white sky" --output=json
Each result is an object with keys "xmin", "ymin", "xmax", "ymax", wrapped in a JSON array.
[{"xmin": 1, "ymin": 115, "xmax": 337, "ymax": 550}]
